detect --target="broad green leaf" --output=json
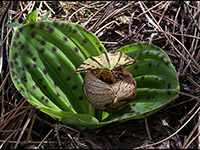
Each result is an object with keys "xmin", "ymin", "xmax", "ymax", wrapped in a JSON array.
[{"xmin": 9, "ymin": 21, "xmax": 106, "ymax": 116}]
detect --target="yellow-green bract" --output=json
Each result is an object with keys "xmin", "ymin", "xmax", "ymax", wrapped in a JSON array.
[
  {"xmin": 9, "ymin": 21, "xmax": 179, "ymax": 130},
  {"xmin": 73, "ymin": 51, "xmax": 136, "ymax": 73}
]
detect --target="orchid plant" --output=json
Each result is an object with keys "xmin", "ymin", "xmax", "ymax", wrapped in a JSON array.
[{"xmin": 8, "ymin": 11, "xmax": 179, "ymax": 130}]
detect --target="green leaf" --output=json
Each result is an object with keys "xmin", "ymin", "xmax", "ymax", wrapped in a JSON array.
[
  {"xmin": 7, "ymin": 22, "xmax": 22, "ymax": 28},
  {"xmin": 41, "ymin": 10, "xmax": 51, "ymax": 20},
  {"xmin": 23, "ymin": 11, "xmax": 38, "ymax": 24},
  {"xmin": 9, "ymin": 20, "xmax": 106, "ymax": 116}
]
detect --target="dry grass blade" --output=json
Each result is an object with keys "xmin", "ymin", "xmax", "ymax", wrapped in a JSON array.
[
  {"xmin": 140, "ymin": 1, "xmax": 200, "ymax": 71},
  {"xmin": 14, "ymin": 109, "xmax": 36, "ymax": 149},
  {"xmin": 133, "ymin": 106, "xmax": 200, "ymax": 149},
  {"xmin": 36, "ymin": 128, "xmax": 54, "ymax": 149},
  {"xmin": 183, "ymin": 120, "xmax": 200, "ymax": 148}
]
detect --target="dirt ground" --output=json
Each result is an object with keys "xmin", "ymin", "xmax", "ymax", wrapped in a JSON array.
[{"xmin": 0, "ymin": 1, "xmax": 200, "ymax": 149}]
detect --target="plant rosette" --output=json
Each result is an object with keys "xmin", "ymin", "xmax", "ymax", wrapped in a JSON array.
[{"xmin": 8, "ymin": 12, "xmax": 179, "ymax": 130}]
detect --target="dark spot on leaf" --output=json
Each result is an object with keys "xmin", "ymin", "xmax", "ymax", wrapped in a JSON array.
[
  {"xmin": 61, "ymin": 23, "xmax": 65, "ymax": 27},
  {"xmin": 73, "ymin": 29, "xmax": 77, "ymax": 33},
  {"xmin": 39, "ymin": 22, "xmax": 45, "ymax": 29},
  {"xmin": 151, "ymin": 95, "xmax": 155, "ymax": 99},
  {"xmin": 39, "ymin": 78, "xmax": 43, "ymax": 82},
  {"xmin": 33, "ymin": 64, "xmax": 38, "ymax": 68},
  {"xmin": 56, "ymin": 92, "xmax": 60, "ymax": 97},
  {"xmin": 141, "ymin": 76, "xmax": 144, "ymax": 80},
  {"xmin": 19, "ymin": 67, "xmax": 24, "ymax": 71},
  {"xmin": 20, "ymin": 87, "xmax": 25, "ymax": 92},
  {"xmin": 43, "ymin": 69, "xmax": 47, "ymax": 74},
  {"xmin": 63, "ymin": 36, "xmax": 68, "ymax": 41},
  {"xmin": 130, "ymin": 109, "xmax": 135, "ymax": 113},
  {"xmin": 41, "ymin": 40, "xmax": 46, "ymax": 45},
  {"xmin": 69, "ymin": 26, "xmax": 72, "ymax": 32},
  {"xmin": 58, "ymin": 65, "xmax": 62, "ymax": 71},
  {"xmin": 11, "ymin": 71, "xmax": 17, "ymax": 76},
  {"xmin": 32, "ymin": 85, "xmax": 36, "ymax": 89},
  {"xmin": 14, "ymin": 61, "xmax": 19, "ymax": 65},
  {"xmin": 161, "ymin": 56, "xmax": 165, "ymax": 60},
  {"xmin": 53, "ymin": 21, "xmax": 58, "ymax": 27},
  {"xmin": 139, "ymin": 51, "xmax": 143, "ymax": 56},
  {"xmin": 146, "ymin": 50, "xmax": 150, "ymax": 55},
  {"xmin": 16, "ymin": 32, "xmax": 20, "ymax": 39},
  {"xmin": 78, "ymin": 96, "xmax": 83, "ymax": 100},
  {"xmin": 30, "ymin": 24, "xmax": 34, "ymax": 28},
  {"xmin": 52, "ymin": 47, "xmax": 56, "ymax": 52},
  {"xmin": 54, "ymin": 82, "xmax": 57, "ymax": 87},
  {"xmin": 165, "ymin": 61, "xmax": 170, "ymax": 66},
  {"xmin": 147, "ymin": 95, "xmax": 151, "ymax": 99},
  {"xmin": 43, "ymin": 85, "xmax": 47, "ymax": 89},
  {"xmin": 19, "ymin": 28, "xmax": 23, "ymax": 32},
  {"xmin": 66, "ymin": 77, "xmax": 71, "ymax": 81},
  {"xmin": 136, "ymin": 112, "xmax": 140, "ymax": 115},
  {"xmin": 74, "ymin": 47, "xmax": 78, "ymax": 52},
  {"xmin": 35, "ymin": 84, "xmax": 39, "ymax": 88},
  {"xmin": 155, "ymin": 77, "xmax": 159, "ymax": 80},
  {"xmin": 13, "ymin": 42, "xmax": 17, "ymax": 47},
  {"xmin": 167, "ymin": 91, "xmax": 171, "ymax": 95},
  {"xmin": 99, "ymin": 46, "xmax": 103, "ymax": 51},
  {"xmin": 27, "ymin": 51, "xmax": 31, "ymax": 56},
  {"xmin": 18, "ymin": 41, "xmax": 22, "ymax": 45},
  {"xmin": 26, "ymin": 63, "xmax": 31, "ymax": 68},
  {"xmin": 69, "ymin": 105, "xmax": 72, "ymax": 109},
  {"xmin": 20, "ymin": 44, "xmax": 24, "ymax": 50},
  {"xmin": 48, "ymin": 27, "xmax": 54, "ymax": 33},
  {"xmin": 148, "ymin": 62, "xmax": 152, "ymax": 67},
  {"xmin": 40, "ymin": 48, "xmax": 45, "ymax": 53},
  {"xmin": 72, "ymin": 85, "xmax": 77, "ymax": 90},
  {"xmin": 132, "ymin": 103, "xmax": 136, "ymax": 107},
  {"xmin": 32, "ymin": 57, "xmax": 37, "ymax": 61},
  {"xmin": 31, "ymin": 32, "xmax": 35, "ymax": 38},
  {"xmin": 156, "ymin": 52, "xmax": 160, "ymax": 56},
  {"xmin": 65, "ymin": 24, "xmax": 69, "ymax": 28},
  {"xmin": 13, "ymin": 52, "xmax": 18, "ymax": 59},
  {"xmin": 167, "ymin": 83, "xmax": 171, "ymax": 89},
  {"xmin": 83, "ymin": 38, "xmax": 87, "ymax": 43},
  {"xmin": 41, "ymin": 96, "xmax": 45, "ymax": 100},
  {"xmin": 45, "ymin": 99, "xmax": 49, "ymax": 103},
  {"xmin": 162, "ymin": 79, "xmax": 165, "ymax": 83},
  {"xmin": 134, "ymin": 65, "xmax": 138, "ymax": 70}
]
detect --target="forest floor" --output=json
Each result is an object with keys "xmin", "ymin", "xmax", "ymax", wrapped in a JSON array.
[{"xmin": 0, "ymin": 1, "xmax": 200, "ymax": 149}]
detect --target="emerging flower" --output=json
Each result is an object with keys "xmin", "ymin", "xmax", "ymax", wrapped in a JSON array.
[{"xmin": 74, "ymin": 52, "xmax": 137, "ymax": 111}]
